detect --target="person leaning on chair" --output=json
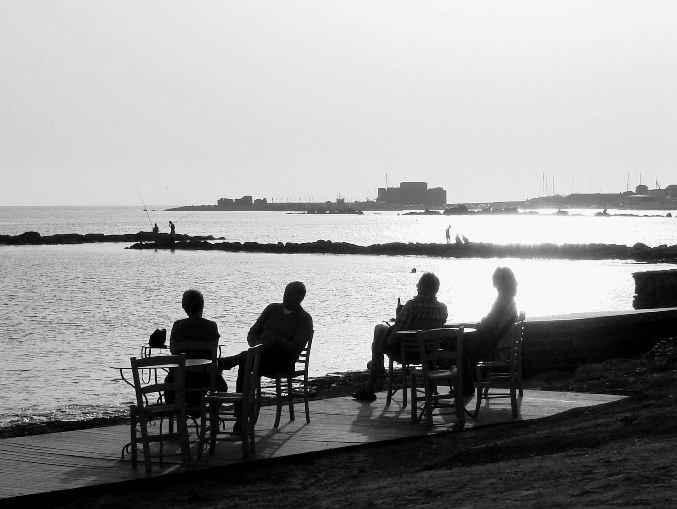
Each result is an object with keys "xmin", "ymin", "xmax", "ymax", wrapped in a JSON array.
[
  {"xmin": 462, "ymin": 267, "xmax": 518, "ymax": 389},
  {"xmin": 352, "ymin": 272, "xmax": 448, "ymax": 402},
  {"xmin": 164, "ymin": 289, "xmax": 228, "ymax": 407},
  {"xmin": 218, "ymin": 281, "xmax": 313, "ymax": 432}
]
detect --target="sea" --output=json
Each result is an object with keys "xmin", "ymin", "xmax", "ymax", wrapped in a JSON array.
[{"xmin": 1, "ymin": 205, "xmax": 676, "ymax": 429}]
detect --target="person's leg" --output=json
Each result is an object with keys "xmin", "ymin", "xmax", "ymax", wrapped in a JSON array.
[
  {"xmin": 353, "ymin": 324, "xmax": 389, "ymax": 400},
  {"xmin": 364, "ymin": 324, "xmax": 389, "ymax": 391}
]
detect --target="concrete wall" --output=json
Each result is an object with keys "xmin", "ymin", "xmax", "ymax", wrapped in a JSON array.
[
  {"xmin": 522, "ymin": 308, "xmax": 677, "ymax": 377},
  {"xmin": 633, "ymin": 269, "xmax": 677, "ymax": 309}
]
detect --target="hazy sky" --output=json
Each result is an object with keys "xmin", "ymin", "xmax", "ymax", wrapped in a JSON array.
[{"xmin": 1, "ymin": 1, "xmax": 676, "ymax": 206}]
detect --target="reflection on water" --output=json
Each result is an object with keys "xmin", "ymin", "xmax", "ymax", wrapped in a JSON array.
[{"xmin": 1, "ymin": 243, "xmax": 672, "ymax": 427}]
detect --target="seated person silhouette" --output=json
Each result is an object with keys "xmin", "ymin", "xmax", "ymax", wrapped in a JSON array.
[
  {"xmin": 352, "ymin": 272, "xmax": 448, "ymax": 402},
  {"xmin": 165, "ymin": 289, "xmax": 228, "ymax": 410},
  {"xmin": 462, "ymin": 267, "xmax": 518, "ymax": 390},
  {"xmin": 218, "ymin": 281, "xmax": 313, "ymax": 431}
]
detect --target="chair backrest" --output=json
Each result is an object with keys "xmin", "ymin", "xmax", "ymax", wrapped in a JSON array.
[
  {"xmin": 130, "ymin": 353, "xmax": 187, "ymax": 409},
  {"xmin": 296, "ymin": 333, "xmax": 313, "ymax": 373},
  {"xmin": 243, "ymin": 344, "xmax": 263, "ymax": 400},
  {"xmin": 397, "ymin": 332, "xmax": 423, "ymax": 366},
  {"xmin": 172, "ymin": 340, "xmax": 219, "ymax": 408},
  {"xmin": 416, "ymin": 327, "xmax": 464, "ymax": 381},
  {"xmin": 496, "ymin": 313, "xmax": 525, "ymax": 362}
]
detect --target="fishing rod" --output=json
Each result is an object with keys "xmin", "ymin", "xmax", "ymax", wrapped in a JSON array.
[
  {"xmin": 134, "ymin": 179, "xmax": 153, "ymax": 229},
  {"xmin": 160, "ymin": 211, "xmax": 200, "ymax": 231}
]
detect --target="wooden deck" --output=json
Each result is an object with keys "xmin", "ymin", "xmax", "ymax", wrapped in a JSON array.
[{"xmin": 0, "ymin": 389, "xmax": 623, "ymax": 501}]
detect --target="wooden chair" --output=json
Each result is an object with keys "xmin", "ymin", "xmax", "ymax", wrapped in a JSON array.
[
  {"xmin": 197, "ymin": 344, "xmax": 262, "ymax": 459},
  {"xmin": 386, "ymin": 331, "xmax": 422, "ymax": 408},
  {"xmin": 474, "ymin": 312, "xmax": 526, "ymax": 419},
  {"xmin": 409, "ymin": 328, "xmax": 465, "ymax": 429},
  {"xmin": 257, "ymin": 333, "xmax": 313, "ymax": 428},
  {"xmin": 129, "ymin": 353, "xmax": 190, "ymax": 472},
  {"xmin": 171, "ymin": 340, "xmax": 220, "ymax": 434}
]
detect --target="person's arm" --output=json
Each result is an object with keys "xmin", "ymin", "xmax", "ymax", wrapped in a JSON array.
[
  {"xmin": 386, "ymin": 302, "xmax": 413, "ymax": 346},
  {"xmin": 169, "ymin": 321, "xmax": 180, "ymax": 355},
  {"xmin": 291, "ymin": 312, "xmax": 313, "ymax": 356},
  {"xmin": 210, "ymin": 321, "xmax": 220, "ymax": 342},
  {"xmin": 247, "ymin": 304, "xmax": 289, "ymax": 346},
  {"xmin": 247, "ymin": 305, "xmax": 270, "ymax": 346}
]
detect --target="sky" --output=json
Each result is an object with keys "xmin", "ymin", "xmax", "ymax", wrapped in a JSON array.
[{"xmin": 1, "ymin": 1, "xmax": 676, "ymax": 206}]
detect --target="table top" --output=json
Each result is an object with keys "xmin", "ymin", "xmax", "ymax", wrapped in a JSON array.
[
  {"xmin": 110, "ymin": 358, "xmax": 212, "ymax": 370},
  {"xmin": 394, "ymin": 326, "xmax": 476, "ymax": 336}
]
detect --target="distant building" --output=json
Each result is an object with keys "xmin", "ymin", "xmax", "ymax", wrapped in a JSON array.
[{"xmin": 377, "ymin": 182, "xmax": 446, "ymax": 207}]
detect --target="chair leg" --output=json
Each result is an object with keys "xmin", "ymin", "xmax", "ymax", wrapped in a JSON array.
[
  {"xmin": 386, "ymin": 358, "xmax": 394, "ymax": 404},
  {"xmin": 424, "ymin": 381, "xmax": 434, "ymax": 429},
  {"xmin": 138, "ymin": 415, "xmax": 153, "ymax": 473},
  {"xmin": 255, "ymin": 381, "xmax": 262, "ymax": 424},
  {"xmin": 454, "ymin": 376, "xmax": 465, "ymax": 428},
  {"xmin": 274, "ymin": 377, "xmax": 282, "ymax": 428},
  {"xmin": 249, "ymin": 402, "xmax": 256, "ymax": 455},
  {"xmin": 402, "ymin": 363, "xmax": 408, "ymax": 408},
  {"xmin": 410, "ymin": 373, "xmax": 418, "ymax": 423},
  {"xmin": 287, "ymin": 376, "xmax": 295, "ymax": 422},
  {"xmin": 474, "ymin": 365, "xmax": 483, "ymax": 418},
  {"xmin": 209, "ymin": 401, "xmax": 218, "ymax": 455},
  {"xmin": 178, "ymin": 415, "xmax": 191, "ymax": 468},
  {"xmin": 241, "ymin": 402, "xmax": 251, "ymax": 459},
  {"xmin": 510, "ymin": 365, "xmax": 518, "ymax": 419},
  {"xmin": 483, "ymin": 367, "xmax": 492, "ymax": 398},
  {"xmin": 197, "ymin": 399, "xmax": 207, "ymax": 460},
  {"xmin": 303, "ymin": 375, "xmax": 310, "ymax": 423},
  {"xmin": 130, "ymin": 408, "xmax": 138, "ymax": 468}
]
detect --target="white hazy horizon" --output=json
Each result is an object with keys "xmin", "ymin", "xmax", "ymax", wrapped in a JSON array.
[{"xmin": 1, "ymin": 1, "xmax": 676, "ymax": 206}]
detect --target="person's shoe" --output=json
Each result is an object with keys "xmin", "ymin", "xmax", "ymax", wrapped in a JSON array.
[
  {"xmin": 366, "ymin": 361, "xmax": 387, "ymax": 376},
  {"xmin": 232, "ymin": 421, "xmax": 242, "ymax": 433},
  {"xmin": 352, "ymin": 388, "xmax": 377, "ymax": 401}
]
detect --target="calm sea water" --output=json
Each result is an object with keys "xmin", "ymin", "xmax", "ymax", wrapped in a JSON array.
[{"xmin": 1, "ymin": 206, "xmax": 675, "ymax": 427}]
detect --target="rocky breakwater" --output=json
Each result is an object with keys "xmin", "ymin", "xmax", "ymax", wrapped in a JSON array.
[
  {"xmin": 127, "ymin": 238, "xmax": 677, "ymax": 263},
  {"xmin": 0, "ymin": 231, "xmax": 218, "ymax": 245}
]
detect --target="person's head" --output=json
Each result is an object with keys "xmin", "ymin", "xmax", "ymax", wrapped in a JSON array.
[
  {"xmin": 416, "ymin": 272, "xmax": 440, "ymax": 297},
  {"xmin": 283, "ymin": 281, "xmax": 306, "ymax": 311},
  {"xmin": 492, "ymin": 267, "xmax": 517, "ymax": 296},
  {"xmin": 182, "ymin": 289, "xmax": 204, "ymax": 317}
]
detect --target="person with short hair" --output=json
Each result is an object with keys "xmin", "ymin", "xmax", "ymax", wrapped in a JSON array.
[
  {"xmin": 352, "ymin": 272, "xmax": 448, "ymax": 402},
  {"xmin": 219, "ymin": 281, "xmax": 313, "ymax": 431},
  {"xmin": 165, "ymin": 289, "xmax": 228, "ymax": 407}
]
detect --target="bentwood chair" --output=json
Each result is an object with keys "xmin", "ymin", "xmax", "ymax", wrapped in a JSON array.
[
  {"xmin": 257, "ymin": 333, "xmax": 314, "ymax": 428},
  {"xmin": 129, "ymin": 353, "xmax": 190, "ymax": 472},
  {"xmin": 474, "ymin": 312, "xmax": 526, "ymax": 420},
  {"xmin": 386, "ymin": 331, "xmax": 422, "ymax": 408},
  {"xmin": 409, "ymin": 328, "xmax": 465, "ymax": 429},
  {"xmin": 198, "ymin": 344, "xmax": 262, "ymax": 459}
]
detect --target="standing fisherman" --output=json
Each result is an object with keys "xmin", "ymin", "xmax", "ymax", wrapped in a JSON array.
[
  {"xmin": 169, "ymin": 221, "xmax": 176, "ymax": 244},
  {"xmin": 445, "ymin": 225, "xmax": 451, "ymax": 244},
  {"xmin": 152, "ymin": 223, "xmax": 159, "ymax": 242}
]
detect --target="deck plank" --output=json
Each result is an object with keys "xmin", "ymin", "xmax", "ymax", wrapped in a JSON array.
[{"xmin": 0, "ymin": 389, "xmax": 622, "ymax": 500}]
